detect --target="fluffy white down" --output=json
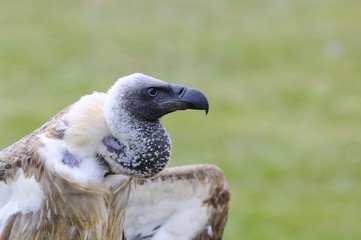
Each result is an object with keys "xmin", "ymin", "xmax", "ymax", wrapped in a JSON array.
[
  {"xmin": 38, "ymin": 134, "xmax": 105, "ymax": 184},
  {"xmin": 64, "ymin": 91, "xmax": 110, "ymax": 156},
  {"xmin": 125, "ymin": 178, "xmax": 211, "ymax": 239},
  {"xmin": 0, "ymin": 182, "xmax": 11, "ymax": 209},
  {"xmin": 0, "ymin": 170, "xmax": 44, "ymax": 232}
]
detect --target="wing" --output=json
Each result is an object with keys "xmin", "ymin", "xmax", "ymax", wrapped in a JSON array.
[
  {"xmin": 0, "ymin": 93, "xmax": 121, "ymax": 239},
  {"xmin": 124, "ymin": 164, "xmax": 230, "ymax": 240},
  {"xmin": 0, "ymin": 106, "xmax": 71, "ymax": 238}
]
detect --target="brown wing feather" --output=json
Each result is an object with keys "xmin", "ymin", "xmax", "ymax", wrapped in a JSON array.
[
  {"xmin": 104, "ymin": 179, "xmax": 134, "ymax": 239},
  {"xmin": 191, "ymin": 165, "xmax": 230, "ymax": 240}
]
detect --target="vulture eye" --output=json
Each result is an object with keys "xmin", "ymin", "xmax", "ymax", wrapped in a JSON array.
[{"xmin": 148, "ymin": 87, "xmax": 158, "ymax": 97}]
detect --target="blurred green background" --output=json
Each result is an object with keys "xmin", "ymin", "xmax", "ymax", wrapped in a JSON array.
[{"xmin": 1, "ymin": 0, "xmax": 361, "ymax": 239}]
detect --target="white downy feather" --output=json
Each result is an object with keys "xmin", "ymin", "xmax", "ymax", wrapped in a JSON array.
[
  {"xmin": 125, "ymin": 177, "xmax": 211, "ymax": 239},
  {"xmin": 38, "ymin": 134, "xmax": 106, "ymax": 184}
]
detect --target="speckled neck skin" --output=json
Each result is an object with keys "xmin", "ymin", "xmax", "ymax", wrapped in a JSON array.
[{"xmin": 103, "ymin": 116, "xmax": 171, "ymax": 178}]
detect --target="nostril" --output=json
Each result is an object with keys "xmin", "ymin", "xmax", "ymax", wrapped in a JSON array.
[{"xmin": 178, "ymin": 87, "xmax": 186, "ymax": 97}]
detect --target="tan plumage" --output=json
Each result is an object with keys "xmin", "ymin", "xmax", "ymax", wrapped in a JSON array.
[{"xmin": 0, "ymin": 73, "xmax": 230, "ymax": 239}]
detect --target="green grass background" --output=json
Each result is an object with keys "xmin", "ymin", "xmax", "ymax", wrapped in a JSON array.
[{"xmin": 1, "ymin": 0, "xmax": 361, "ymax": 239}]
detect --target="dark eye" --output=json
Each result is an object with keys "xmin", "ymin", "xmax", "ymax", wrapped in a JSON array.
[{"xmin": 148, "ymin": 87, "xmax": 158, "ymax": 97}]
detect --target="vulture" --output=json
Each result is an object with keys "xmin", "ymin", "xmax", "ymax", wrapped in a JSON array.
[{"xmin": 0, "ymin": 73, "xmax": 230, "ymax": 240}]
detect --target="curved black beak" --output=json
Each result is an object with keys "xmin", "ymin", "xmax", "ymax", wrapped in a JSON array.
[{"xmin": 170, "ymin": 84, "xmax": 209, "ymax": 115}]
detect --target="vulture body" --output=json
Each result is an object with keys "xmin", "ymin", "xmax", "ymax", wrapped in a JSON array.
[{"xmin": 0, "ymin": 74, "xmax": 230, "ymax": 240}]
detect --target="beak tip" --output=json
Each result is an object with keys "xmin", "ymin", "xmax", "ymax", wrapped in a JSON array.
[{"xmin": 172, "ymin": 85, "xmax": 210, "ymax": 116}]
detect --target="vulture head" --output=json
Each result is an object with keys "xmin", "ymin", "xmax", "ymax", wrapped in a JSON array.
[{"xmin": 98, "ymin": 73, "xmax": 209, "ymax": 178}]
